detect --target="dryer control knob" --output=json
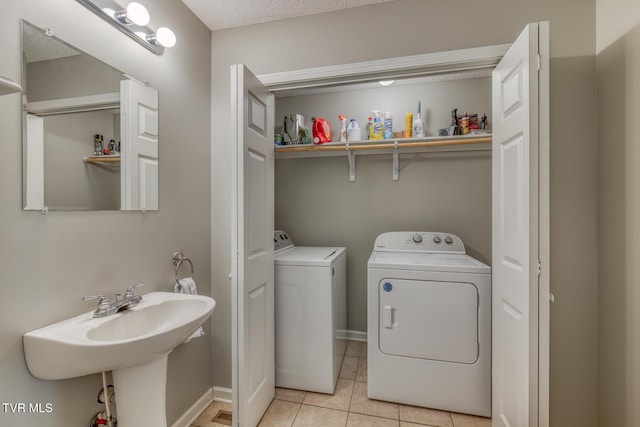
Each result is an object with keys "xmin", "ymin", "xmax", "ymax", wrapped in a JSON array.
[
  {"xmin": 412, "ymin": 234, "xmax": 423, "ymax": 243},
  {"xmin": 433, "ymin": 236, "xmax": 442, "ymax": 244},
  {"xmin": 445, "ymin": 236, "xmax": 454, "ymax": 244}
]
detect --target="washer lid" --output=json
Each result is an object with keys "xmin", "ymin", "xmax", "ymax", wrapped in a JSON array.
[
  {"xmin": 275, "ymin": 246, "xmax": 346, "ymax": 267},
  {"xmin": 368, "ymin": 251, "xmax": 490, "ymax": 274}
]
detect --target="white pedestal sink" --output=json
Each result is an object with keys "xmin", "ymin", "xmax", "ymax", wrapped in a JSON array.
[{"xmin": 23, "ymin": 292, "xmax": 216, "ymax": 427}]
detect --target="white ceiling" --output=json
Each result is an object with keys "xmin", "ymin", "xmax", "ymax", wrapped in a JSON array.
[{"xmin": 181, "ymin": 0, "xmax": 397, "ymax": 32}]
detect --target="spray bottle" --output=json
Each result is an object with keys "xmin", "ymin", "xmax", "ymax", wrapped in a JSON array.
[
  {"xmin": 412, "ymin": 101, "xmax": 426, "ymax": 138},
  {"xmin": 338, "ymin": 115, "xmax": 348, "ymax": 142}
]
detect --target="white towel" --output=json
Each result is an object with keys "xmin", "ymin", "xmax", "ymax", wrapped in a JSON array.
[{"xmin": 175, "ymin": 277, "xmax": 205, "ymax": 342}]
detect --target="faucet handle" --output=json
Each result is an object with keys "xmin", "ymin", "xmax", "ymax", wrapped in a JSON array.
[
  {"xmin": 83, "ymin": 295, "xmax": 110, "ymax": 310},
  {"xmin": 124, "ymin": 281, "xmax": 145, "ymax": 296}
]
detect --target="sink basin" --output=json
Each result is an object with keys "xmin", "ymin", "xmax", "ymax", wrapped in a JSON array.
[
  {"xmin": 24, "ymin": 291, "xmax": 216, "ymax": 380},
  {"xmin": 23, "ymin": 291, "xmax": 215, "ymax": 427}
]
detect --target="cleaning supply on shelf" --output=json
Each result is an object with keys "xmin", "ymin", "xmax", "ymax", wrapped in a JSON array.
[
  {"xmin": 347, "ymin": 119, "xmax": 361, "ymax": 141},
  {"xmin": 312, "ymin": 117, "xmax": 332, "ymax": 144},
  {"xmin": 412, "ymin": 101, "xmax": 426, "ymax": 138},
  {"xmin": 460, "ymin": 111, "xmax": 470, "ymax": 135},
  {"xmin": 370, "ymin": 110, "xmax": 383, "ymax": 140},
  {"xmin": 338, "ymin": 115, "xmax": 348, "ymax": 142},
  {"xmin": 404, "ymin": 113, "xmax": 413, "ymax": 138},
  {"xmin": 383, "ymin": 112, "xmax": 393, "ymax": 139}
]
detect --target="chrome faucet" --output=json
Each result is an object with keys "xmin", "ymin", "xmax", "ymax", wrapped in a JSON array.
[{"xmin": 83, "ymin": 282, "xmax": 145, "ymax": 318}]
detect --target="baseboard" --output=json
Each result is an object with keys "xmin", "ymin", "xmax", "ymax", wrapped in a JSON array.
[
  {"xmin": 213, "ymin": 386, "xmax": 233, "ymax": 403},
  {"xmin": 346, "ymin": 330, "xmax": 367, "ymax": 342},
  {"xmin": 171, "ymin": 387, "xmax": 213, "ymax": 427}
]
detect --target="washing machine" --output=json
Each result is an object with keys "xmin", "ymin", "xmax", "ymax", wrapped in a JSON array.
[
  {"xmin": 274, "ymin": 231, "xmax": 347, "ymax": 394},
  {"xmin": 367, "ymin": 231, "xmax": 491, "ymax": 417}
]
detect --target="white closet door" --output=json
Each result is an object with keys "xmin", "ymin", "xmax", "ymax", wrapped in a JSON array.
[
  {"xmin": 492, "ymin": 22, "xmax": 549, "ymax": 427},
  {"xmin": 120, "ymin": 79, "xmax": 159, "ymax": 210},
  {"xmin": 231, "ymin": 64, "xmax": 275, "ymax": 427}
]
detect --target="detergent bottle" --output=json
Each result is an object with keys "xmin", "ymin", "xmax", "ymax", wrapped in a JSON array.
[{"xmin": 312, "ymin": 117, "xmax": 332, "ymax": 144}]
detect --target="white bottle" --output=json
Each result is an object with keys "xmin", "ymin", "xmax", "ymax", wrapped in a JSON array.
[
  {"xmin": 413, "ymin": 101, "xmax": 426, "ymax": 138},
  {"xmin": 347, "ymin": 119, "xmax": 361, "ymax": 141}
]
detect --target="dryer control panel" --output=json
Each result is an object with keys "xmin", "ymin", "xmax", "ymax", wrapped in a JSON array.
[
  {"xmin": 373, "ymin": 232, "xmax": 465, "ymax": 254},
  {"xmin": 274, "ymin": 230, "xmax": 294, "ymax": 252}
]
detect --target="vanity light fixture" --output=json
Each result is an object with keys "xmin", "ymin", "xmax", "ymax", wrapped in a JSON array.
[{"xmin": 75, "ymin": 0, "xmax": 176, "ymax": 55}]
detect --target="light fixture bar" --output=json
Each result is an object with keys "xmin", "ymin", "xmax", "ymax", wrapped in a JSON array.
[{"xmin": 75, "ymin": 0, "xmax": 165, "ymax": 55}]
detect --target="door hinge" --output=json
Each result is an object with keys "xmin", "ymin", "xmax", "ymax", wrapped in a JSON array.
[
  {"xmin": 537, "ymin": 260, "xmax": 542, "ymax": 277},
  {"xmin": 537, "ymin": 54, "xmax": 541, "ymax": 71}
]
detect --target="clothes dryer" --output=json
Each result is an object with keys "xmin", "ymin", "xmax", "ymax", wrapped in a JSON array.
[
  {"xmin": 367, "ymin": 231, "xmax": 491, "ymax": 417},
  {"xmin": 274, "ymin": 231, "xmax": 347, "ymax": 394}
]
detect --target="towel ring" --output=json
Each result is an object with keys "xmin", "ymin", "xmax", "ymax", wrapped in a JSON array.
[{"xmin": 172, "ymin": 252, "xmax": 194, "ymax": 285}]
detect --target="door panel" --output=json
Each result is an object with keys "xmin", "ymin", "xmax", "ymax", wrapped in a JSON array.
[
  {"xmin": 492, "ymin": 22, "xmax": 548, "ymax": 427},
  {"xmin": 231, "ymin": 64, "xmax": 275, "ymax": 427},
  {"xmin": 120, "ymin": 79, "xmax": 159, "ymax": 210}
]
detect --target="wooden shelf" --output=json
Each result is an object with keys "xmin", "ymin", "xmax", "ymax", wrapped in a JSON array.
[
  {"xmin": 83, "ymin": 155, "xmax": 121, "ymax": 164},
  {"xmin": 275, "ymin": 133, "xmax": 492, "ymax": 182},
  {"xmin": 276, "ymin": 134, "xmax": 491, "ymax": 157}
]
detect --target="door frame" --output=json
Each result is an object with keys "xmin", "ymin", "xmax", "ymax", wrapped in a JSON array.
[{"xmin": 250, "ymin": 36, "xmax": 550, "ymax": 426}]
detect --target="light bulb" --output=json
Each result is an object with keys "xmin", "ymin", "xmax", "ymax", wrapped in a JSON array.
[
  {"xmin": 126, "ymin": 2, "xmax": 150, "ymax": 26},
  {"xmin": 155, "ymin": 27, "xmax": 176, "ymax": 48},
  {"xmin": 115, "ymin": 2, "xmax": 150, "ymax": 26},
  {"xmin": 379, "ymin": 80, "xmax": 395, "ymax": 86}
]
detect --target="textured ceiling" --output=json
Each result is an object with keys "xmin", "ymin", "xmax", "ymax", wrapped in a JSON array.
[{"xmin": 181, "ymin": 0, "xmax": 397, "ymax": 31}]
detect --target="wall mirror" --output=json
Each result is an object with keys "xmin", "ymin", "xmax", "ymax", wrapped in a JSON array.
[{"xmin": 21, "ymin": 20, "xmax": 159, "ymax": 211}]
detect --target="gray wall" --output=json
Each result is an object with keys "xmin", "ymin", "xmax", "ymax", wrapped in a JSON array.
[
  {"xmin": 597, "ymin": 1, "xmax": 640, "ymax": 425},
  {"xmin": 0, "ymin": 1, "xmax": 212, "ymax": 426},
  {"xmin": 26, "ymin": 53, "xmax": 122, "ymax": 101},
  {"xmin": 210, "ymin": 1, "xmax": 598, "ymax": 426}
]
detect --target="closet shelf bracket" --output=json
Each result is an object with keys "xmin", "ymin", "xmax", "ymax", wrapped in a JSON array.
[
  {"xmin": 346, "ymin": 144, "xmax": 356, "ymax": 182},
  {"xmin": 392, "ymin": 141, "xmax": 399, "ymax": 181}
]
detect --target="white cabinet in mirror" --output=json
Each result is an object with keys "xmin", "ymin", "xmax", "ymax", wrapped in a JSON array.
[{"xmin": 21, "ymin": 20, "xmax": 159, "ymax": 211}]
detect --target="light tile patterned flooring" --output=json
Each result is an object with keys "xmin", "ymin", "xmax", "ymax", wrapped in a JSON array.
[{"xmin": 192, "ymin": 340, "xmax": 491, "ymax": 427}]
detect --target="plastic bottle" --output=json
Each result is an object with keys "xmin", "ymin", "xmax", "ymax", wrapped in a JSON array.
[
  {"xmin": 460, "ymin": 111, "xmax": 470, "ymax": 135},
  {"xmin": 347, "ymin": 119, "xmax": 361, "ymax": 141},
  {"xmin": 338, "ymin": 115, "xmax": 348, "ymax": 142},
  {"xmin": 383, "ymin": 112, "xmax": 393, "ymax": 139},
  {"xmin": 94, "ymin": 134, "xmax": 103, "ymax": 155},
  {"xmin": 404, "ymin": 113, "xmax": 413, "ymax": 138},
  {"xmin": 412, "ymin": 101, "xmax": 426, "ymax": 138}
]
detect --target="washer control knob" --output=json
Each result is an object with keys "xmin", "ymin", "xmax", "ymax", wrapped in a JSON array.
[
  {"xmin": 412, "ymin": 234, "xmax": 423, "ymax": 243},
  {"xmin": 445, "ymin": 236, "xmax": 454, "ymax": 244},
  {"xmin": 433, "ymin": 236, "xmax": 442, "ymax": 244}
]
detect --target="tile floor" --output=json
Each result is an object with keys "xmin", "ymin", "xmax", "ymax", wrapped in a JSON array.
[{"xmin": 191, "ymin": 340, "xmax": 491, "ymax": 427}]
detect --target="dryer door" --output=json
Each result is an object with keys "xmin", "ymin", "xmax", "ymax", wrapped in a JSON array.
[{"xmin": 379, "ymin": 279, "xmax": 478, "ymax": 364}]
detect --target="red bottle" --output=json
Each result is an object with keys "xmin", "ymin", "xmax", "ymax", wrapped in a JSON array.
[{"xmin": 312, "ymin": 117, "xmax": 332, "ymax": 144}]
